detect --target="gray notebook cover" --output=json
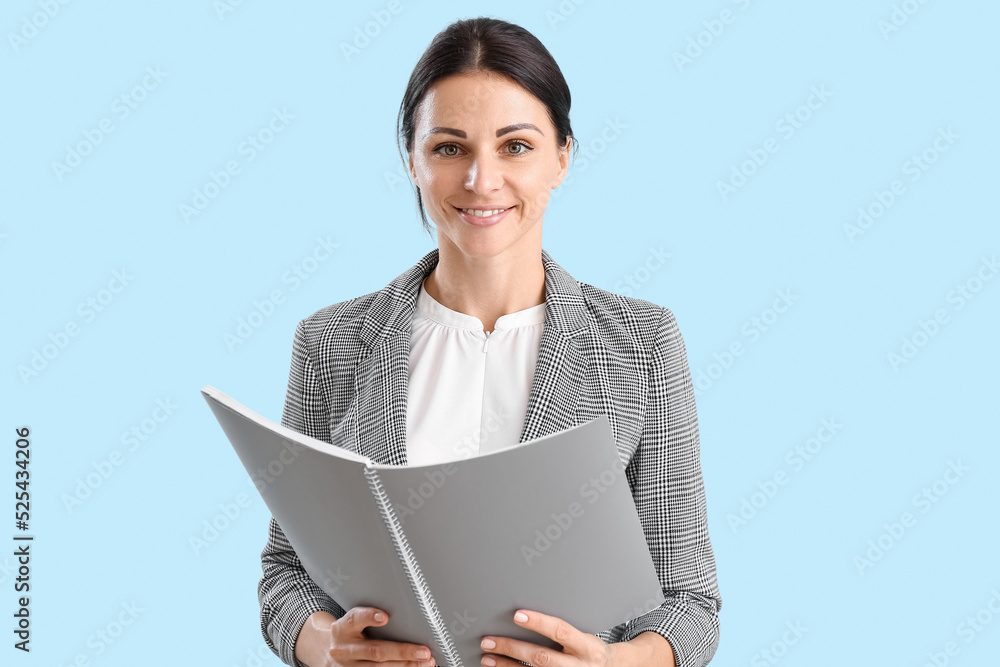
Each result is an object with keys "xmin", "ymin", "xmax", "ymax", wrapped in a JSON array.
[{"xmin": 201, "ymin": 385, "xmax": 664, "ymax": 667}]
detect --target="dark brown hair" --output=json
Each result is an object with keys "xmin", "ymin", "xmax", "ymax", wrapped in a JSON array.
[{"xmin": 396, "ymin": 17, "xmax": 577, "ymax": 235}]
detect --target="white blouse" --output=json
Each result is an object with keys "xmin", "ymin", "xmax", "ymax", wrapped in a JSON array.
[{"xmin": 405, "ymin": 277, "xmax": 546, "ymax": 466}]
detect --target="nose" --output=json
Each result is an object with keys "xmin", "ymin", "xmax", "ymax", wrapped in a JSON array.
[{"xmin": 464, "ymin": 153, "xmax": 504, "ymax": 194}]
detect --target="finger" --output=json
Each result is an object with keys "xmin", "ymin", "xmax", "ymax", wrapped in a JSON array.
[
  {"xmin": 481, "ymin": 636, "xmax": 561, "ymax": 667},
  {"xmin": 481, "ymin": 630, "xmax": 563, "ymax": 666},
  {"xmin": 343, "ymin": 606, "xmax": 389, "ymax": 634},
  {"xmin": 339, "ymin": 609, "xmax": 435, "ymax": 664},
  {"xmin": 338, "ymin": 637, "xmax": 434, "ymax": 664},
  {"xmin": 511, "ymin": 609, "xmax": 578, "ymax": 651}
]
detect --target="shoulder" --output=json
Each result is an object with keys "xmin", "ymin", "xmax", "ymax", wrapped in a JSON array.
[
  {"xmin": 291, "ymin": 248, "xmax": 436, "ymax": 353},
  {"xmin": 291, "ymin": 290, "xmax": 380, "ymax": 356},
  {"xmin": 576, "ymin": 280, "xmax": 680, "ymax": 358}
]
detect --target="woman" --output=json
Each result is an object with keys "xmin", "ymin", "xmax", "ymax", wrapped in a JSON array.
[{"xmin": 259, "ymin": 17, "xmax": 721, "ymax": 667}]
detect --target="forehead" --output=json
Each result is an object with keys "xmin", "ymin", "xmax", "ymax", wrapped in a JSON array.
[{"xmin": 415, "ymin": 72, "xmax": 549, "ymax": 127}]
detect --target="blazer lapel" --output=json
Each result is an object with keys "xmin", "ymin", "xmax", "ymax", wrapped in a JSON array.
[
  {"xmin": 352, "ymin": 247, "xmax": 591, "ymax": 466},
  {"xmin": 517, "ymin": 252, "xmax": 590, "ymax": 445}
]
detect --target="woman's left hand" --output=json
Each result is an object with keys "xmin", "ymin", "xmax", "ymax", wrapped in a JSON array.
[{"xmin": 479, "ymin": 609, "xmax": 620, "ymax": 666}]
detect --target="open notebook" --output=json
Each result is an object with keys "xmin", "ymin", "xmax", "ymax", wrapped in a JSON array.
[{"xmin": 201, "ymin": 385, "xmax": 664, "ymax": 667}]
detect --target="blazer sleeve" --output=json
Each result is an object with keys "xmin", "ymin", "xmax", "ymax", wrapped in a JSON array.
[
  {"xmin": 616, "ymin": 307, "xmax": 722, "ymax": 666},
  {"xmin": 258, "ymin": 320, "xmax": 347, "ymax": 666}
]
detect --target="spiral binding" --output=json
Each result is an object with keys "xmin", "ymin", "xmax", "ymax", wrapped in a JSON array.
[{"xmin": 364, "ymin": 466, "xmax": 463, "ymax": 666}]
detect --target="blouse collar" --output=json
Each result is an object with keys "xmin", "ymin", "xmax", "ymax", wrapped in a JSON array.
[{"xmin": 415, "ymin": 278, "xmax": 545, "ymax": 332}]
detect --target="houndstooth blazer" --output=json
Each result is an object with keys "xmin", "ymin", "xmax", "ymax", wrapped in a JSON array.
[{"xmin": 260, "ymin": 247, "xmax": 721, "ymax": 667}]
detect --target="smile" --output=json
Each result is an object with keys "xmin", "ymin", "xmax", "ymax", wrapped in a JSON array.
[
  {"xmin": 455, "ymin": 206, "xmax": 513, "ymax": 217},
  {"xmin": 453, "ymin": 205, "xmax": 515, "ymax": 227}
]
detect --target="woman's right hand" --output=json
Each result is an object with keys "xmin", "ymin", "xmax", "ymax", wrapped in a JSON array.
[{"xmin": 294, "ymin": 607, "xmax": 437, "ymax": 667}]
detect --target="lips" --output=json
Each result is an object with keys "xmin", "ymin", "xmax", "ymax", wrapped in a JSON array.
[
  {"xmin": 453, "ymin": 205, "xmax": 514, "ymax": 226},
  {"xmin": 456, "ymin": 205, "xmax": 512, "ymax": 216}
]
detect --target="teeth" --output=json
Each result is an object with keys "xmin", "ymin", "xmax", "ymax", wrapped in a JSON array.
[{"xmin": 462, "ymin": 207, "xmax": 507, "ymax": 217}]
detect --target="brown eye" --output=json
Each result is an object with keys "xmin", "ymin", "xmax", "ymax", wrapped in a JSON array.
[
  {"xmin": 432, "ymin": 143, "xmax": 461, "ymax": 157},
  {"xmin": 507, "ymin": 140, "xmax": 533, "ymax": 155}
]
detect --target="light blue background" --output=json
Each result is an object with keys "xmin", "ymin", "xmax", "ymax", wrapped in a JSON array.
[{"xmin": 3, "ymin": 1, "xmax": 998, "ymax": 665}]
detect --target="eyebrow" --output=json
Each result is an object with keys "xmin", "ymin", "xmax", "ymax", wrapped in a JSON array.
[{"xmin": 422, "ymin": 123, "xmax": 544, "ymax": 140}]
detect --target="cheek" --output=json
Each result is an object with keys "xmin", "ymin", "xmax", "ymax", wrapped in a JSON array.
[
  {"xmin": 515, "ymin": 171, "xmax": 552, "ymax": 212},
  {"xmin": 526, "ymin": 189, "xmax": 551, "ymax": 213},
  {"xmin": 416, "ymin": 161, "xmax": 457, "ymax": 192}
]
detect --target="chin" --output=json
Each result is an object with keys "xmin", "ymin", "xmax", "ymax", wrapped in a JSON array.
[{"xmin": 450, "ymin": 234, "xmax": 515, "ymax": 258}]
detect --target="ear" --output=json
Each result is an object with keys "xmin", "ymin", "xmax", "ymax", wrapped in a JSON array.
[
  {"xmin": 408, "ymin": 152, "xmax": 419, "ymax": 185},
  {"xmin": 551, "ymin": 136, "xmax": 572, "ymax": 190}
]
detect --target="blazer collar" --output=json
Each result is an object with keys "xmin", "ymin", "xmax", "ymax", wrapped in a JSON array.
[{"xmin": 353, "ymin": 247, "xmax": 591, "ymax": 466}]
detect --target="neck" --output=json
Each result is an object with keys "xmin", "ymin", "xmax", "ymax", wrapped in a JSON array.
[{"xmin": 424, "ymin": 241, "xmax": 545, "ymax": 333}]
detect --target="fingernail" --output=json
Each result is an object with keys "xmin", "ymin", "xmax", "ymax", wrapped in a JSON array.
[
  {"xmin": 374, "ymin": 612, "xmax": 385, "ymax": 622},
  {"xmin": 481, "ymin": 638, "xmax": 496, "ymax": 649},
  {"xmin": 417, "ymin": 648, "xmax": 430, "ymax": 658},
  {"xmin": 483, "ymin": 657, "xmax": 496, "ymax": 666},
  {"xmin": 514, "ymin": 612, "xmax": 528, "ymax": 622}
]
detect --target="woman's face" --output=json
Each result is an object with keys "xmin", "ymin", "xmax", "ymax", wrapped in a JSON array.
[{"xmin": 408, "ymin": 71, "xmax": 570, "ymax": 261}]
